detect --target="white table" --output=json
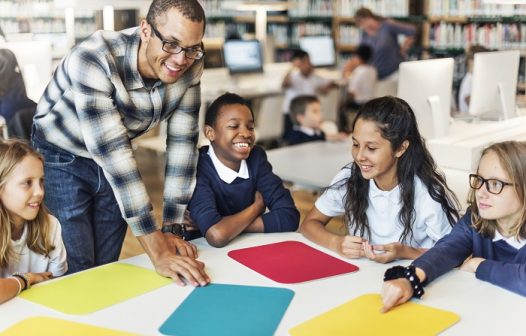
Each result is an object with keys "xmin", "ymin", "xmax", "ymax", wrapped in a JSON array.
[
  {"xmin": 1, "ymin": 232, "xmax": 524, "ymax": 335},
  {"xmin": 267, "ymin": 141, "xmax": 352, "ymax": 190}
]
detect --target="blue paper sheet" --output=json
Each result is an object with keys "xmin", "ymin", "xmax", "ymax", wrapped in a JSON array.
[{"xmin": 159, "ymin": 283, "xmax": 294, "ymax": 336}]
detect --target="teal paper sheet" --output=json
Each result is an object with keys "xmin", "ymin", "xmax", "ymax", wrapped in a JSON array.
[{"xmin": 159, "ymin": 283, "xmax": 294, "ymax": 336}]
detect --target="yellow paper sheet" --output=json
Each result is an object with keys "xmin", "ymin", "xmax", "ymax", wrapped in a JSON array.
[
  {"xmin": 20, "ymin": 263, "xmax": 172, "ymax": 314},
  {"xmin": 0, "ymin": 317, "xmax": 139, "ymax": 336},
  {"xmin": 290, "ymin": 294, "xmax": 460, "ymax": 336}
]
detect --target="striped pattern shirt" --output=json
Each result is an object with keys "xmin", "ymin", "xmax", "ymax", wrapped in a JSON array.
[{"xmin": 33, "ymin": 28, "xmax": 203, "ymax": 236}]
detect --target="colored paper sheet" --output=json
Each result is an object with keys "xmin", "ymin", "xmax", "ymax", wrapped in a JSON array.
[
  {"xmin": 20, "ymin": 263, "xmax": 172, "ymax": 314},
  {"xmin": 0, "ymin": 317, "xmax": 139, "ymax": 336},
  {"xmin": 289, "ymin": 294, "xmax": 460, "ymax": 336},
  {"xmin": 228, "ymin": 240, "xmax": 359, "ymax": 283},
  {"xmin": 159, "ymin": 283, "xmax": 294, "ymax": 336}
]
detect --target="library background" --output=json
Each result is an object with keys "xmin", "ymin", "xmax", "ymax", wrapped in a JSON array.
[{"xmin": 1, "ymin": 0, "xmax": 526, "ymax": 162}]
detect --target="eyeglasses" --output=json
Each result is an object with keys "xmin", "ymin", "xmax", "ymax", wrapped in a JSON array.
[
  {"xmin": 469, "ymin": 174, "xmax": 514, "ymax": 195},
  {"xmin": 149, "ymin": 22, "xmax": 205, "ymax": 60}
]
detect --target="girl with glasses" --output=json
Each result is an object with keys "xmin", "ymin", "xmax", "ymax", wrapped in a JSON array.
[{"xmin": 381, "ymin": 141, "xmax": 526, "ymax": 312}]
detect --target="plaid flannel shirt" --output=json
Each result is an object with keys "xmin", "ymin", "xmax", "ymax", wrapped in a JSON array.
[{"xmin": 33, "ymin": 28, "xmax": 202, "ymax": 236}]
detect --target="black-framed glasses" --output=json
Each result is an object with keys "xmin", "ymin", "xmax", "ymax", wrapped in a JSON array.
[
  {"xmin": 149, "ymin": 22, "xmax": 205, "ymax": 60},
  {"xmin": 469, "ymin": 174, "xmax": 514, "ymax": 195}
]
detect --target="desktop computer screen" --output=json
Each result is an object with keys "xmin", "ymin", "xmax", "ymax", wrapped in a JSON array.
[
  {"xmin": 298, "ymin": 36, "xmax": 335, "ymax": 67},
  {"xmin": 398, "ymin": 57, "xmax": 454, "ymax": 139},
  {"xmin": 222, "ymin": 40, "xmax": 264, "ymax": 74},
  {"xmin": 469, "ymin": 50, "xmax": 520, "ymax": 120}
]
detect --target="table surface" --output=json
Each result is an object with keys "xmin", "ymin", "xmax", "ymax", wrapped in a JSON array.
[
  {"xmin": 266, "ymin": 140, "xmax": 352, "ymax": 190},
  {"xmin": 1, "ymin": 232, "xmax": 524, "ymax": 335}
]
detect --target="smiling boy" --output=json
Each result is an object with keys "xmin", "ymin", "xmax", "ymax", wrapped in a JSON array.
[{"xmin": 188, "ymin": 93, "xmax": 300, "ymax": 247}]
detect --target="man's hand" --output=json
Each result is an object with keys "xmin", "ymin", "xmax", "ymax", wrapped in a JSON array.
[
  {"xmin": 153, "ymin": 252, "xmax": 210, "ymax": 287},
  {"xmin": 137, "ymin": 230, "xmax": 210, "ymax": 287},
  {"xmin": 164, "ymin": 233, "xmax": 198, "ymax": 258}
]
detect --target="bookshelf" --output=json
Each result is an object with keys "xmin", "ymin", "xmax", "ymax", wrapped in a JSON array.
[{"xmin": 0, "ymin": 0, "xmax": 96, "ymax": 60}]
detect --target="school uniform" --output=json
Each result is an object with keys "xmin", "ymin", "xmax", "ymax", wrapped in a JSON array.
[
  {"xmin": 286, "ymin": 126, "xmax": 326, "ymax": 146},
  {"xmin": 347, "ymin": 64, "xmax": 378, "ymax": 105},
  {"xmin": 315, "ymin": 165, "xmax": 452, "ymax": 247},
  {"xmin": 413, "ymin": 210, "xmax": 526, "ymax": 296},
  {"xmin": 282, "ymin": 71, "xmax": 332, "ymax": 138},
  {"xmin": 188, "ymin": 145, "xmax": 300, "ymax": 237},
  {"xmin": 0, "ymin": 215, "xmax": 68, "ymax": 278}
]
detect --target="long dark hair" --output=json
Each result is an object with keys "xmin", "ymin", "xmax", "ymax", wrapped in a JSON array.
[
  {"xmin": 0, "ymin": 49, "xmax": 24, "ymax": 97},
  {"xmin": 342, "ymin": 96, "xmax": 460, "ymax": 243}
]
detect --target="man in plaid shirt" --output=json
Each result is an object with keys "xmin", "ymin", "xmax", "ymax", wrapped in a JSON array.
[{"xmin": 31, "ymin": 0, "xmax": 209, "ymax": 286}]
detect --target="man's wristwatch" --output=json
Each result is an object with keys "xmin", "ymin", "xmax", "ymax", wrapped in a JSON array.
[{"xmin": 161, "ymin": 223, "xmax": 187, "ymax": 240}]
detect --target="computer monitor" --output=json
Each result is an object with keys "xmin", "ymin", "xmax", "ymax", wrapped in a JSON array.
[
  {"xmin": 298, "ymin": 35, "xmax": 335, "ymax": 67},
  {"xmin": 469, "ymin": 50, "xmax": 520, "ymax": 120},
  {"xmin": 222, "ymin": 40, "xmax": 264, "ymax": 75},
  {"xmin": 397, "ymin": 58, "xmax": 454, "ymax": 139}
]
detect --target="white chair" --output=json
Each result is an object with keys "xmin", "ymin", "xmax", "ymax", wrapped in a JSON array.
[
  {"xmin": 0, "ymin": 116, "xmax": 8, "ymax": 140},
  {"xmin": 253, "ymin": 94, "xmax": 284, "ymax": 144}
]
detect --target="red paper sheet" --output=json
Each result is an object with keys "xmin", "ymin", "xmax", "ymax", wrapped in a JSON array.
[{"xmin": 228, "ymin": 241, "xmax": 359, "ymax": 283}]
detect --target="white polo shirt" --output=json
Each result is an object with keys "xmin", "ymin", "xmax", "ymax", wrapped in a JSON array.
[
  {"xmin": 315, "ymin": 167, "xmax": 452, "ymax": 247},
  {"xmin": 282, "ymin": 70, "xmax": 331, "ymax": 114},
  {"xmin": 1, "ymin": 215, "xmax": 68, "ymax": 278}
]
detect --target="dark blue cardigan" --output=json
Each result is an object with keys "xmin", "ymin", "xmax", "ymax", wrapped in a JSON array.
[
  {"xmin": 413, "ymin": 210, "xmax": 526, "ymax": 296},
  {"xmin": 286, "ymin": 129, "xmax": 326, "ymax": 146},
  {"xmin": 188, "ymin": 145, "xmax": 300, "ymax": 236}
]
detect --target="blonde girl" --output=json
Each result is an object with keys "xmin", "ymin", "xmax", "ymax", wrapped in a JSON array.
[{"xmin": 0, "ymin": 139, "xmax": 67, "ymax": 303}]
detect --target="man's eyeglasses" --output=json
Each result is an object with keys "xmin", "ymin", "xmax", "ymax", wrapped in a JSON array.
[
  {"xmin": 149, "ymin": 22, "xmax": 205, "ymax": 60},
  {"xmin": 469, "ymin": 174, "xmax": 514, "ymax": 195}
]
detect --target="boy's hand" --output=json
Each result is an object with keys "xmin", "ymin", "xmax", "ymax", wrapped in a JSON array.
[{"xmin": 253, "ymin": 191, "xmax": 265, "ymax": 214}]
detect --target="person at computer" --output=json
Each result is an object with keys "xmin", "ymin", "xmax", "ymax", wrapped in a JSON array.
[
  {"xmin": 281, "ymin": 49, "xmax": 336, "ymax": 140},
  {"xmin": 31, "ymin": 0, "xmax": 210, "ymax": 287},
  {"xmin": 458, "ymin": 45, "xmax": 489, "ymax": 114},
  {"xmin": 286, "ymin": 95, "xmax": 347, "ymax": 146},
  {"xmin": 355, "ymin": 7, "xmax": 416, "ymax": 81}
]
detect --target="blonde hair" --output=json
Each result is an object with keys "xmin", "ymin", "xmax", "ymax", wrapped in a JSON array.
[
  {"xmin": 0, "ymin": 139, "xmax": 55, "ymax": 268},
  {"xmin": 468, "ymin": 141, "xmax": 526, "ymax": 239}
]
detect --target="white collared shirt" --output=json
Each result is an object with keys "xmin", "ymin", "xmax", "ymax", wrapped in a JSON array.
[
  {"xmin": 207, "ymin": 145, "xmax": 249, "ymax": 184},
  {"xmin": 0, "ymin": 215, "xmax": 68, "ymax": 278},
  {"xmin": 493, "ymin": 231, "xmax": 526, "ymax": 250},
  {"xmin": 315, "ymin": 167, "xmax": 452, "ymax": 247},
  {"xmin": 293, "ymin": 125, "xmax": 323, "ymax": 136}
]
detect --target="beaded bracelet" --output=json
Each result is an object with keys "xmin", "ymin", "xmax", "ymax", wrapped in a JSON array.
[
  {"xmin": 12, "ymin": 272, "xmax": 30, "ymax": 291},
  {"xmin": 8, "ymin": 276, "xmax": 22, "ymax": 296},
  {"xmin": 383, "ymin": 264, "xmax": 425, "ymax": 299}
]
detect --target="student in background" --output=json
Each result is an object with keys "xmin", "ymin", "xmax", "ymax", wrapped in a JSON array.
[
  {"xmin": 188, "ymin": 93, "xmax": 300, "ymax": 248},
  {"xmin": 286, "ymin": 95, "xmax": 347, "ymax": 146},
  {"xmin": 458, "ymin": 45, "xmax": 489, "ymax": 114},
  {"xmin": 381, "ymin": 141, "xmax": 526, "ymax": 312},
  {"xmin": 300, "ymin": 96, "xmax": 460, "ymax": 263},
  {"xmin": 342, "ymin": 44, "xmax": 377, "ymax": 108},
  {"xmin": 0, "ymin": 49, "xmax": 36, "ymax": 126},
  {"xmin": 281, "ymin": 49, "xmax": 335, "ymax": 139},
  {"xmin": 0, "ymin": 139, "xmax": 67, "ymax": 304},
  {"xmin": 355, "ymin": 7, "xmax": 416, "ymax": 81},
  {"xmin": 341, "ymin": 44, "xmax": 377, "ymax": 132}
]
